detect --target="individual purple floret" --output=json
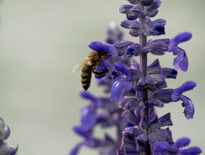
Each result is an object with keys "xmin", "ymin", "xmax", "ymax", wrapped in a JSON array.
[
  {"xmin": 71, "ymin": 0, "xmax": 201, "ymax": 154},
  {"xmin": 168, "ymin": 32, "xmax": 192, "ymax": 72},
  {"xmin": 0, "ymin": 117, "xmax": 18, "ymax": 155}
]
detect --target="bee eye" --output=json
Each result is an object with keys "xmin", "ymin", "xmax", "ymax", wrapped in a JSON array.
[{"xmin": 98, "ymin": 50, "xmax": 108, "ymax": 56}]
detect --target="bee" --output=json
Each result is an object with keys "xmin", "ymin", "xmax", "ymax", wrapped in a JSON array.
[{"xmin": 72, "ymin": 50, "xmax": 108, "ymax": 90}]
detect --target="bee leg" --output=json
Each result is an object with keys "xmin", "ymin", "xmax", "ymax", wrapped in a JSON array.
[{"xmin": 93, "ymin": 68, "xmax": 109, "ymax": 76}]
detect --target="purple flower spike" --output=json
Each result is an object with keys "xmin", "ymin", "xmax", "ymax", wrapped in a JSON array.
[
  {"xmin": 72, "ymin": 0, "xmax": 201, "ymax": 154},
  {"xmin": 179, "ymin": 147, "xmax": 202, "ymax": 155},
  {"xmin": 88, "ymin": 41, "xmax": 117, "ymax": 58},
  {"xmin": 174, "ymin": 137, "xmax": 191, "ymax": 148},
  {"xmin": 110, "ymin": 78, "xmax": 132, "ymax": 102},
  {"xmin": 181, "ymin": 95, "xmax": 195, "ymax": 119}
]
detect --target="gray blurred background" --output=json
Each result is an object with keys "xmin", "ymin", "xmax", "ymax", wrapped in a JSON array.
[{"xmin": 0, "ymin": 0, "xmax": 204, "ymax": 155}]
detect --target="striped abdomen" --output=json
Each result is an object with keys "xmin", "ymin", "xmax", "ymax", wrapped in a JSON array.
[{"xmin": 81, "ymin": 64, "xmax": 94, "ymax": 90}]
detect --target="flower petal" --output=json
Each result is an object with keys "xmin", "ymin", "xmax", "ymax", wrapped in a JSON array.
[
  {"xmin": 122, "ymin": 126, "xmax": 144, "ymax": 136},
  {"xmin": 114, "ymin": 40, "xmax": 134, "ymax": 56},
  {"xmin": 121, "ymin": 20, "xmax": 134, "ymax": 29},
  {"xmin": 129, "ymin": 20, "xmax": 141, "ymax": 30},
  {"xmin": 181, "ymin": 95, "xmax": 195, "ymax": 119},
  {"xmin": 179, "ymin": 147, "xmax": 202, "ymax": 155},
  {"xmin": 126, "ymin": 43, "xmax": 141, "ymax": 57},
  {"xmin": 110, "ymin": 78, "xmax": 132, "ymax": 102},
  {"xmin": 170, "ymin": 32, "xmax": 192, "ymax": 46},
  {"xmin": 172, "ymin": 47, "xmax": 188, "ymax": 72},
  {"xmin": 119, "ymin": 4, "xmax": 133, "ymax": 14},
  {"xmin": 70, "ymin": 142, "xmax": 85, "ymax": 155},
  {"xmin": 174, "ymin": 137, "xmax": 191, "ymax": 148},
  {"xmin": 147, "ymin": 59, "xmax": 161, "ymax": 74},
  {"xmin": 129, "ymin": 29, "xmax": 140, "ymax": 37},
  {"xmin": 143, "ymin": 39, "xmax": 169, "ymax": 55},
  {"xmin": 150, "ymin": 19, "xmax": 166, "ymax": 36},
  {"xmin": 147, "ymin": 0, "xmax": 161, "ymax": 13},
  {"xmin": 153, "ymin": 141, "xmax": 169, "ymax": 151},
  {"xmin": 81, "ymin": 106, "xmax": 97, "ymax": 129},
  {"xmin": 80, "ymin": 91, "xmax": 101, "ymax": 104},
  {"xmin": 114, "ymin": 62, "xmax": 130, "ymax": 76},
  {"xmin": 73, "ymin": 126, "xmax": 92, "ymax": 138},
  {"xmin": 173, "ymin": 81, "xmax": 196, "ymax": 97},
  {"xmin": 152, "ymin": 89, "xmax": 173, "ymax": 103},
  {"xmin": 161, "ymin": 68, "xmax": 178, "ymax": 79},
  {"xmin": 153, "ymin": 25, "xmax": 165, "ymax": 35},
  {"xmin": 0, "ymin": 141, "xmax": 18, "ymax": 155},
  {"xmin": 88, "ymin": 41, "xmax": 117, "ymax": 58},
  {"xmin": 148, "ymin": 98, "xmax": 164, "ymax": 107},
  {"xmin": 0, "ymin": 118, "xmax": 10, "ymax": 140},
  {"xmin": 159, "ymin": 113, "xmax": 173, "ymax": 127}
]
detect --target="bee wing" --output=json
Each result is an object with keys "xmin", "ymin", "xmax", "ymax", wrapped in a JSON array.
[{"xmin": 72, "ymin": 58, "xmax": 89, "ymax": 73}]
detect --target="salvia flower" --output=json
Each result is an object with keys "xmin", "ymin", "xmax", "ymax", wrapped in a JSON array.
[
  {"xmin": 168, "ymin": 32, "xmax": 192, "ymax": 72},
  {"xmin": 71, "ymin": 0, "xmax": 201, "ymax": 154},
  {"xmin": 0, "ymin": 117, "xmax": 18, "ymax": 155},
  {"xmin": 171, "ymin": 81, "xmax": 196, "ymax": 119}
]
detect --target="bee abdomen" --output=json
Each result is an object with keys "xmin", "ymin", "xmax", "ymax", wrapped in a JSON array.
[{"xmin": 81, "ymin": 65, "xmax": 93, "ymax": 90}]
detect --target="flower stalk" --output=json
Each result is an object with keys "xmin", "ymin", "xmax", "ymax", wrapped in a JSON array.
[{"xmin": 139, "ymin": 18, "xmax": 151, "ymax": 155}]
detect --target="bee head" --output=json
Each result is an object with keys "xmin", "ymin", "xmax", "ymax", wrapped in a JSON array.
[{"xmin": 98, "ymin": 50, "xmax": 108, "ymax": 57}]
